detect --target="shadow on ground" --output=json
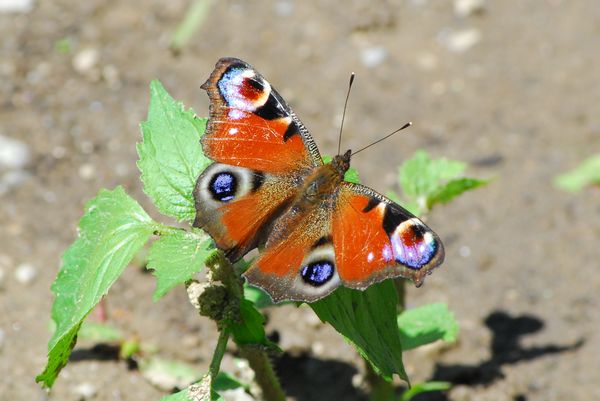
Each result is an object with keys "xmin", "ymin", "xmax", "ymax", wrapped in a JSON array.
[
  {"xmin": 67, "ymin": 310, "xmax": 583, "ymax": 400},
  {"xmin": 276, "ymin": 352, "xmax": 367, "ymax": 401},
  {"xmin": 416, "ymin": 310, "xmax": 583, "ymax": 401}
]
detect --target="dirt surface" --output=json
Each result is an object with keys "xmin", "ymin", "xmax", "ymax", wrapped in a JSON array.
[{"xmin": 1, "ymin": 1, "xmax": 598, "ymax": 400}]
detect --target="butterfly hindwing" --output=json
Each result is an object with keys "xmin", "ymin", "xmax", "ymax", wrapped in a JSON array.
[
  {"xmin": 332, "ymin": 182, "xmax": 445, "ymax": 289},
  {"xmin": 244, "ymin": 198, "xmax": 340, "ymax": 302},
  {"xmin": 194, "ymin": 163, "xmax": 294, "ymax": 260}
]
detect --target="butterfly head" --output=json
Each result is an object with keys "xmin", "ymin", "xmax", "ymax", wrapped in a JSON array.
[{"xmin": 331, "ymin": 149, "xmax": 352, "ymax": 178}]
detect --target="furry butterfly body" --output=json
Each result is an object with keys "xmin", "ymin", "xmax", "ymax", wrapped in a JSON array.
[{"xmin": 194, "ymin": 58, "xmax": 444, "ymax": 302}]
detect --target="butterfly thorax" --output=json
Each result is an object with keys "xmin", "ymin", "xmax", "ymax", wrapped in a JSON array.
[{"xmin": 292, "ymin": 150, "xmax": 352, "ymax": 212}]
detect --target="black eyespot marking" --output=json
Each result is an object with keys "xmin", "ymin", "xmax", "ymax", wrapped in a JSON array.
[
  {"xmin": 254, "ymin": 91, "xmax": 288, "ymax": 120},
  {"xmin": 382, "ymin": 204, "xmax": 412, "ymax": 236},
  {"xmin": 252, "ymin": 171, "xmax": 265, "ymax": 192},
  {"xmin": 247, "ymin": 76, "xmax": 264, "ymax": 91},
  {"xmin": 301, "ymin": 260, "xmax": 335, "ymax": 287},
  {"xmin": 409, "ymin": 223, "xmax": 426, "ymax": 240},
  {"xmin": 283, "ymin": 120, "xmax": 300, "ymax": 142},
  {"xmin": 312, "ymin": 236, "xmax": 332, "ymax": 249},
  {"xmin": 209, "ymin": 172, "xmax": 237, "ymax": 202},
  {"xmin": 362, "ymin": 198, "xmax": 380, "ymax": 213}
]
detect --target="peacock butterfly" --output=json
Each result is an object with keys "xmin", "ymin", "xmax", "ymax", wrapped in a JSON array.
[{"xmin": 193, "ymin": 58, "xmax": 445, "ymax": 302}]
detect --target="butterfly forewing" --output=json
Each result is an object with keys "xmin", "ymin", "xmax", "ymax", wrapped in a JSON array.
[{"xmin": 200, "ymin": 57, "xmax": 322, "ymax": 173}]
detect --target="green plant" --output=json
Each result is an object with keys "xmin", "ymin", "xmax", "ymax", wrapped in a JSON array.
[
  {"xmin": 37, "ymin": 81, "xmax": 488, "ymax": 400},
  {"xmin": 554, "ymin": 154, "xmax": 600, "ymax": 192}
]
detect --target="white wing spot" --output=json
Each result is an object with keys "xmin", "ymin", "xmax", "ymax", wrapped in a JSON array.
[{"xmin": 228, "ymin": 109, "xmax": 245, "ymax": 120}]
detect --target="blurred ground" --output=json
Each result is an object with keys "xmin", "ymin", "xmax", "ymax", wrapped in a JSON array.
[{"xmin": 1, "ymin": 1, "xmax": 599, "ymax": 400}]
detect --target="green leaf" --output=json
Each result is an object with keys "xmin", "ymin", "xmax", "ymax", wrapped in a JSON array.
[
  {"xmin": 78, "ymin": 321, "xmax": 124, "ymax": 342},
  {"xmin": 147, "ymin": 228, "xmax": 215, "ymax": 300},
  {"xmin": 344, "ymin": 166, "xmax": 361, "ymax": 184},
  {"xmin": 159, "ymin": 389, "xmax": 193, "ymax": 401},
  {"xmin": 119, "ymin": 338, "xmax": 142, "ymax": 359},
  {"xmin": 244, "ymin": 284, "xmax": 292, "ymax": 309},
  {"xmin": 310, "ymin": 281, "xmax": 408, "ymax": 382},
  {"xmin": 54, "ymin": 37, "xmax": 72, "ymax": 54},
  {"xmin": 36, "ymin": 187, "xmax": 154, "ymax": 387},
  {"xmin": 170, "ymin": 0, "xmax": 214, "ymax": 52},
  {"xmin": 554, "ymin": 154, "xmax": 600, "ymax": 192},
  {"xmin": 139, "ymin": 357, "xmax": 203, "ymax": 391},
  {"xmin": 213, "ymin": 371, "xmax": 247, "ymax": 392},
  {"xmin": 427, "ymin": 177, "xmax": 490, "ymax": 209},
  {"xmin": 398, "ymin": 150, "xmax": 488, "ymax": 214},
  {"xmin": 138, "ymin": 80, "xmax": 211, "ymax": 222},
  {"xmin": 397, "ymin": 303, "xmax": 459, "ymax": 351},
  {"xmin": 400, "ymin": 381, "xmax": 451, "ymax": 401},
  {"xmin": 399, "ymin": 150, "xmax": 466, "ymax": 201},
  {"xmin": 244, "ymin": 284, "xmax": 276, "ymax": 309},
  {"xmin": 230, "ymin": 299, "xmax": 276, "ymax": 349}
]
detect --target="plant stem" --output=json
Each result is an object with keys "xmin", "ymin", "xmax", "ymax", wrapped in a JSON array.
[
  {"xmin": 170, "ymin": 0, "xmax": 215, "ymax": 54},
  {"xmin": 393, "ymin": 278, "xmax": 406, "ymax": 313},
  {"xmin": 240, "ymin": 346, "xmax": 285, "ymax": 401},
  {"xmin": 209, "ymin": 327, "xmax": 230, "ymax": 379},
  {"xmin": 365, "ymin": 362, "xmax": 395, "ymax": 401}
]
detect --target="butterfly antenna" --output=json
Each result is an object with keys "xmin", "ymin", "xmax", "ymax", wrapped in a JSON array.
[
  {"xmin": 351, "ymin": 122, "xmax": 412, "ymax": 156},
  {"xmin": 337, "ymin": 72, "xmax": 355, "ymax": 155}
]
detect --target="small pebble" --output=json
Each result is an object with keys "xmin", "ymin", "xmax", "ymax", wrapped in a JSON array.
[
  {"xmin": 454, "ymin": 0, "xmax": 485, "ymax": 17},
  {"xmin": 73, "ymin": 48, "xmax": 99, "ymax": 75},
  {"xmin": 274, "ymin": 0, "xmax": 293, "ymax": 16},
  {"xmin": 0, "ymin": 0, "xmax": 34, "ymax": 13},
  {"xmin": 360, "ymin": 46, "xmax": 388, "ymax": 68},
  {"xmin": 351, "ymin": 373, "xmax": 365, "ymax": 389},
  {"xmin": 0, "ymin": 135, "xmax": 30, "ymax": 169},
  {"xmin": 0, "ymin": 170, "xmax": 31, "ymax": 195},
  {"xmin": 0, "ymin": 328, "xmax": 5, "ymax": 350},
  {"xmin": 311, "ymin": 341, "xmax": 325, "ymax": 355},
  {"xmin": 14, "ymin": 263, "xmax": 37, "ymax": 284},
  {"xmin": 72, "ymin": 382, "xmax": 98, "ymax": 399},
  {"xmin": 439, "ymin": 28, "xmax": 481, "ymax": 52},
  {"xmin": 449, "ymin": 385, "xmax": 471, "ymax": 401},
  {"xmin": 459, "ymin": 245, "xmax": 471, "ymax": 258},
  {"xmin": 51, "ymin": 146, "xmax": 67, "ymax": 159},
  {"xmin": 78, "ymin": 163, "xmax": 96, "ymax": 180}
]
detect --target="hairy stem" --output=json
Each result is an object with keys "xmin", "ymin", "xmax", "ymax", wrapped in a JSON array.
[
  {"xmin": 240, "ymin": 346, "xmax": 285, "ymax": 401},
  {"xmin": 197, "ymin": 251, "xmax": 286, "ymax": 399}
]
